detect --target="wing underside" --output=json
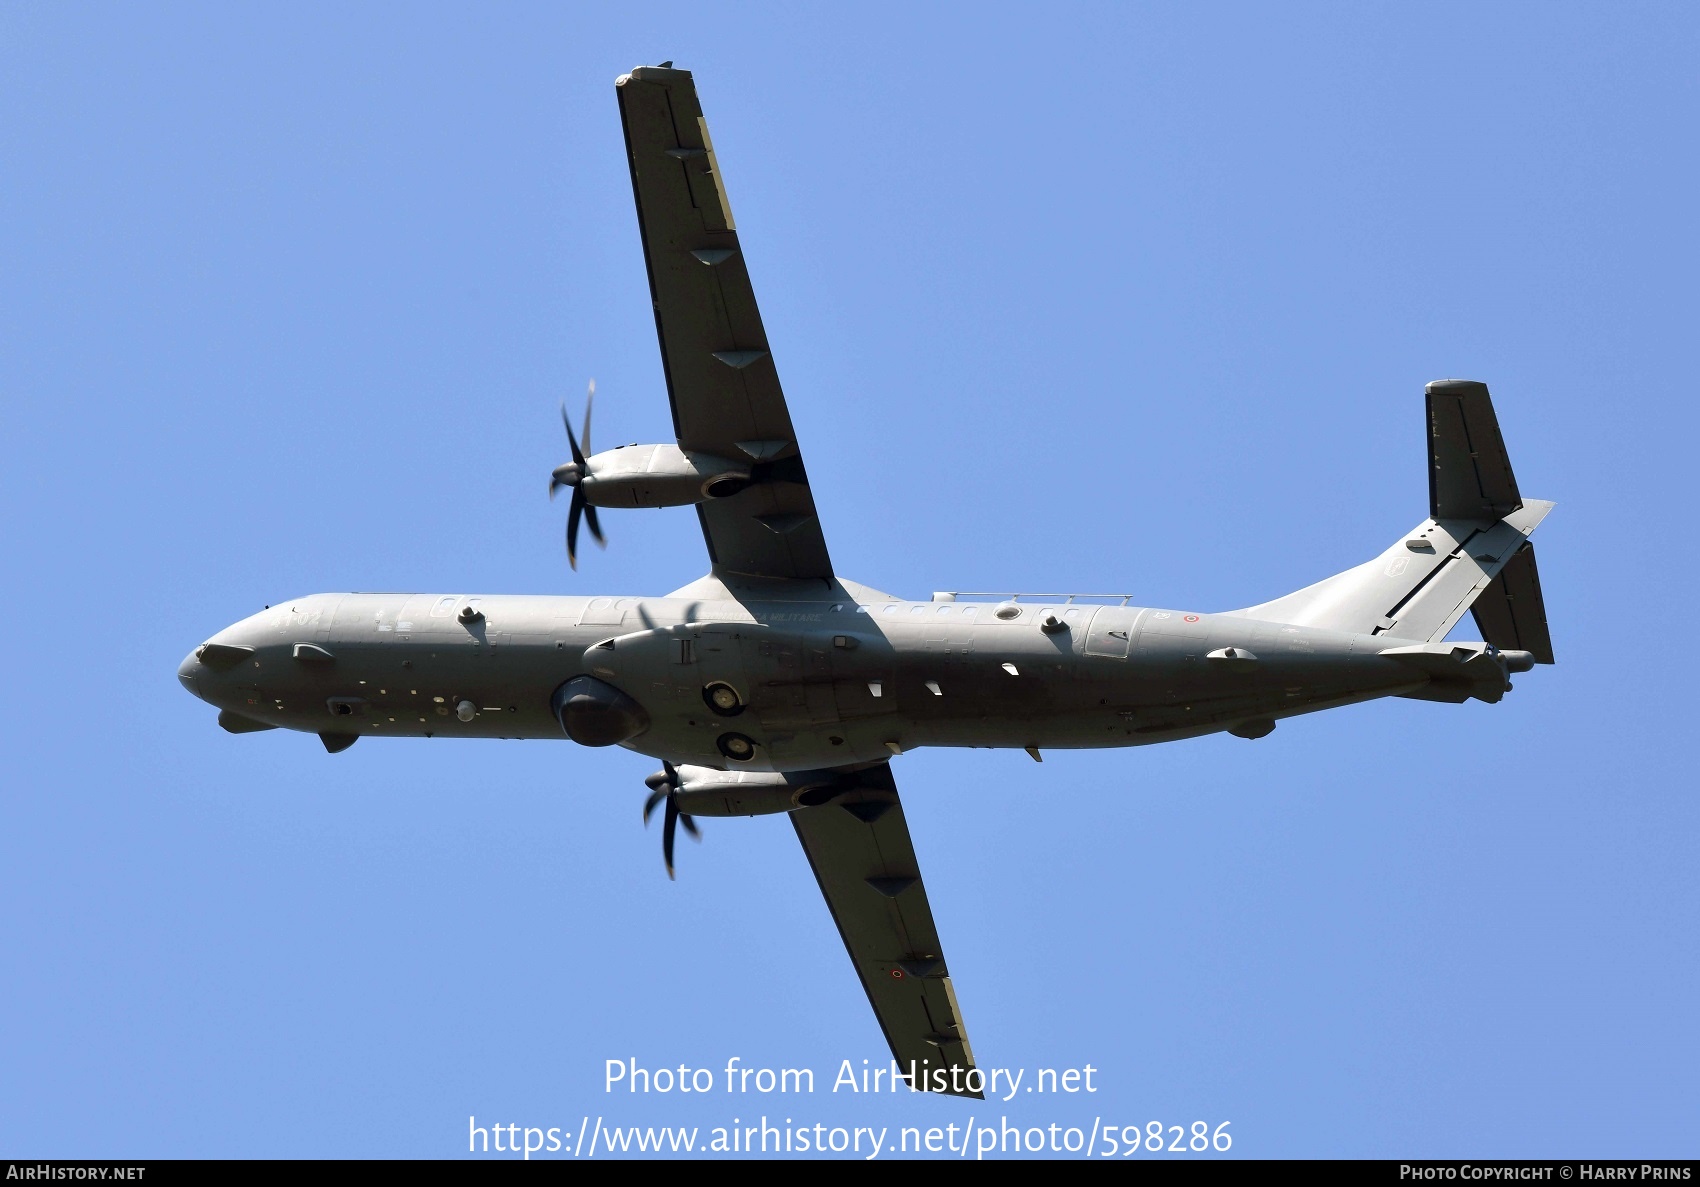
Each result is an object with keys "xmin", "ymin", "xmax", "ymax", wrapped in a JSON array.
[
  {"xmin": 615, "ymin": 65, "xmax": 832, "ymax": 582},
  {"xmin": 789, "ymin": 764, "xmax": 981, "ymax": 1098}
]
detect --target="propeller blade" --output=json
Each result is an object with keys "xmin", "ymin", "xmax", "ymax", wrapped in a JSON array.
[
  {"xmin": 639, "ymin": 764, "xmax": 697, "ymax": 878},
  {"xmin": 582, "ymin": 379, "xmax": 595, "ymax": 458},
  {"xmin": 554, "ymin": 382, "xmax": 604, "ymax": 568},
  {"xmin": 560, "ymin": 401, "xmax": 586, "ymax": 467},
  {"xmin": 566, "ymin": 493, "xmax": 583, "ymax": 569},
  {"xmin": 662, "ymin": 797, "xmax": 679, "ymax": 880}
]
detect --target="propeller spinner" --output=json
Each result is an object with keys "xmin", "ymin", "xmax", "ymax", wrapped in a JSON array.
[{"xmin": 550, "ymin": 380, "xmax": 606, "ymax": 569}]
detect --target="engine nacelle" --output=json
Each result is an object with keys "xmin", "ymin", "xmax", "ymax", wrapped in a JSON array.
[
  {"xmin": 552, "ymin": 675, "xmax": 650, "ymax": 746},
  {"xmin": 580, "ymin": 444, "xmax": 750, "ymax": 508},
  {"xmin": 667, "ymin": 766, "xmax": 883, "ymax": 817}
]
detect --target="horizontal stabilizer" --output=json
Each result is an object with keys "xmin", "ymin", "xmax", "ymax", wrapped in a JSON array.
[
  {"xmin": 1428, "ymin": 379, "xmax": 1521, "ymax": 521},
  {"xmin": 1470, "ymin": 541, "xmax": 1555, "ymax": 664}
]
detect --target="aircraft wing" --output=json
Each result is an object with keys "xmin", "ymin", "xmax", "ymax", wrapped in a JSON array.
[
  {"xmin": 615, "ymin": 66, "xmax": 833, "ymax": 583},
  {"xmin": 789, "ymin": 763, "xmax": 982, "ymax": 1098}
]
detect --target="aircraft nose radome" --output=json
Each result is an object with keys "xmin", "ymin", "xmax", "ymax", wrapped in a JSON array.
[{"xmin": 177, "ymin": 650, "xmax": 204, "ymax": 700}]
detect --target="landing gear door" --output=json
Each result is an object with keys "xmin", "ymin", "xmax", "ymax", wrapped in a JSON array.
[{"xmin": 741, "ymin": 629, "xmax": 840, "ymax": 729}]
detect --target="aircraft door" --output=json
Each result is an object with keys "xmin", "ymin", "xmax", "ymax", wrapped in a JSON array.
[
  {"xmin": 922, "ymin": 603, "xmax": 976, "ymax": 666},
  {"xmin": 1084, "ymin": 607, "xmax": 1137, "ymax": 658}
]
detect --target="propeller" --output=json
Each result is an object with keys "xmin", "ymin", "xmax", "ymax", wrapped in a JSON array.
[
  {"xmin": 642, "ymin": 761, "xmax": 701, "ymax": 880},
  {"xmin": 549, "ymin": 379, "xmax": 606, "ymax": 569}
]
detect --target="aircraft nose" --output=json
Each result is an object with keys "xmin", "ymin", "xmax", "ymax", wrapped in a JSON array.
[{"xmin": 177, "ymin": 649, "xmax": 205, "ymax": 700}]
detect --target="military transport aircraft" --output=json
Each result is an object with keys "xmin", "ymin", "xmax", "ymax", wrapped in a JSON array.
[{"xmin": 178, "ymin": 64, "xmax": 1555, "ymax": 1099}]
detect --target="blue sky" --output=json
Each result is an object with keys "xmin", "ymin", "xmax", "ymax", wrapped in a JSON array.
[{"xmin": 3, "ymin": 2, "xmax": 1696, "ymax": 1159}]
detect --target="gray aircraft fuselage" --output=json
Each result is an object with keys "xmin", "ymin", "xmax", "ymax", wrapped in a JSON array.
[{"xmin": 178, "ymin": 585, "xmax": 1448, "ymax": 773}]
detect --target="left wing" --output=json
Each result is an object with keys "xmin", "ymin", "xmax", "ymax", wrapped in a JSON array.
[
  {"xmin": 789, "ymin": 763, "xmax": 982, "ymax": 1098},
  {"xmin": 614, "ymin": 65, "xmax": 833, "ymax": 583}
]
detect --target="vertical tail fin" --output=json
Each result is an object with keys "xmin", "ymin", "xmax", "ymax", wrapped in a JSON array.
[
  {"xmin": 1231, "ymin": 380, "xmax": 1555, "ymax": 661},
  {"xmin": 1427, "ymin": 379, "xmax": 1522, "ymax": 521}
]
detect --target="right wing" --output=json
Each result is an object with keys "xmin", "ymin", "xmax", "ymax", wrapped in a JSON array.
[
  {"xmin": 614, "ymin": 65, "xmax": 833, "ymax": 583},
  {"xmin": 789, "ymin": 763, "xmax": 982, "ymax": 1098}
]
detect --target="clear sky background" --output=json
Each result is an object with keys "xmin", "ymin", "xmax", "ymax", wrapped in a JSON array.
[{"xmin": 3, "ymin": 2, "xmax": 1696, "ymax": 1160}]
